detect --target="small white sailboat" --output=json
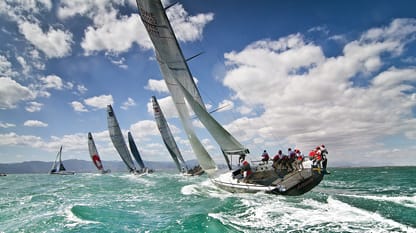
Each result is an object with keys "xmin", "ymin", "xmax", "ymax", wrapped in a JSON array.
[
  {"xmin": 88, "ymin": 132, "xmax": 111, "ymax": 174},
  {"xmin": 49, "ymin": 146, "xmax": 75, "ymax": 175},
  {"xmin": 151, "ymin": 96, "xmax": 203, "ymax": 176},
  {"xmin": 136, "ymin": 0, "xmax": 328, "ymax": 195}
]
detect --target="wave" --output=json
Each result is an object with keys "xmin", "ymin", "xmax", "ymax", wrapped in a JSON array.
[
  {"xmin": 209, "ymin": 195, "xmax": 414, "ymax": 232},
  {"xmin": 339, "ymin": 193, "xmax": 416, "ymax": 209}
]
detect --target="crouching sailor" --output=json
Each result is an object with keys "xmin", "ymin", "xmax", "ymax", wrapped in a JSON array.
[{"xmin": 241, "ymin": 160, "xmax": 253, "ymax": 182}]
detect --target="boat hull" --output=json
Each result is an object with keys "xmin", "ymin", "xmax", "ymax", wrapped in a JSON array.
[
  {"xmin": 50, "ymin": 171, "xmax": 75, "ymax": 175},
  {"xmin": 211, "ymin": 166, "xmax": 324, "ymax": 196}
]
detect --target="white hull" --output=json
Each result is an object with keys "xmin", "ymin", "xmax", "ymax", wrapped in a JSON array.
[
  {"xmin": 50, "ymin": 171, "xmax": 75, "ymax": 175},
  {"xmin": 210, "ymin": 160, "xmax": 324, "ymax": 195}
]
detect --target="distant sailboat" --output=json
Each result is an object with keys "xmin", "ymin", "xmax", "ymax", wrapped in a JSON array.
[
  {"xmin": 106, "ymin": 104, "xmax": 138, "ymax": 174},
  {"xmin": 151, "ymin": 96, "xmax": 203, "ymax": 176},
  {"xmin": 128, "ymin": 131, "xmax": 154, "ymax": 174},
  {"xmin": 49, "ymin": 146, "xmax": 75, "ymax": 175},
  {"xmin": 88, "ymin": 132, "xmax": 111, "ymax": 174},
  {"xmin": 136, "ymin": 0, "xmax": 328, "ymax": 195}
]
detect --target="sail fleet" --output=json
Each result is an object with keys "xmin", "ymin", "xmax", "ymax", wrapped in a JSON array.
[{"xmin": 45, "ymin": 0, "xmax": 327, "ymax": 196}]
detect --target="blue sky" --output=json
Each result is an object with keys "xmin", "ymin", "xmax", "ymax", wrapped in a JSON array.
[{"xmin": 1, "ymin": 0, "xmax": 416, "ymax": 167}]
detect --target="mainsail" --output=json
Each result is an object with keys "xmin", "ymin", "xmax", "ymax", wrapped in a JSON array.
[
  {"xmin": 151, "ymin": 96, "xmax": 188, "ymax": 172},
  {"xmin": 88, "ymin": 132, "xmax": 108, "ymax": 173},
  {"xmin": 106, "ymin": 104, "xmax": 136, "ymax": 172},
  {"xmin": 127, "ymin": 132, "xmax": 146, "ymax": 169},
  {"xmin": 136, "ymin": 0, "xmax": 216, "ymax": 173}
]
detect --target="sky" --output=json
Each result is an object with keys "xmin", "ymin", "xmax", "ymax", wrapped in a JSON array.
[{"xmin": 1, "ymin": 0, "xmax": 416, "ymax": 167}]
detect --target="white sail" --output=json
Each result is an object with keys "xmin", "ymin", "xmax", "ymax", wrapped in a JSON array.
[
  {"xmin": 151, "ymin": 96, "xmax": 188, "ymax": 172},
  {"xmin": 106, "ymin": 104, "xmax": 136, "ymax": 172},
  {"xmin": 88, "ymin": 132, "xmax": 105, "ymax": 171},
  {"xmin": 176, "ymin": 79, "xmax": 249, "ymax": 156},
  {"xmin": 49, "ymin": 146, "xmax": 75, "ymax": 175},
  {"xmin": 137, "ymin": 0, "xmax": 216, "ymax": 173},
  {"xmin": 49, "ymin": 146, "xmax": 62, "ymax": 173}
]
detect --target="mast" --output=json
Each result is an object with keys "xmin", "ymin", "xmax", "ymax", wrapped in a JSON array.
[
  {"xmin": 136, "ymin": 0, "xmax": 216, "ymax": 173},
  {"xmin": 151, "ymin": 96, "xmax": 188, "ymax": 172}
]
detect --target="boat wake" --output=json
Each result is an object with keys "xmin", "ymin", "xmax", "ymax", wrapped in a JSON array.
[
  {"xmin": 181, "ymin": 180, "xmax": 234, "ymax": 200},
  {"xmin": 208, "ymin": 195, "xmax": 413, "ymax": 232}
]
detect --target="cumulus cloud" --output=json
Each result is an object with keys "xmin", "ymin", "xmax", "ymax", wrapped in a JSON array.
[
  {"xmin": 25, "ymin": 101, "xmax": 43, "ymax": 112},
  {"xmin": 166, "ymin": 4, "xmax": 214, "ymax": 42},
  {"xmin": 40, "ymin": 75, "xmax": 65, "ymax": 90},
  {"xmin": 84, "ymin": 94, "xmax": 113, "ymax": 109},
  {"xmin": 23, "ymin": 120, "xmax": 48, "ymax": 127},
  {"xmin": 221, "ymin": 18, "xmax": 416, "ymax": 163},
  {"xmin": 0, "ymin": 121, "xmax": 16, "ymax": 128},
  {"xmin": 58, "ymin": 0, "xmax": 212, "ymax": 55},
  {"xmin": 17, "ymin": 20, "xmax": 73, "ymax": 58},
  {"xmin": 0, "ymin": 77, "xmax": 35, "ymax": 109},
  {"xmin": 130, "ymin": 120, "xmax": 160, "ymax": 140},
  {"xmin": 70, "ymin": 101, "xmax": 88, "ymax": 112},
  {"xmin": 145, "ymin": 79, "xmax": 169, "ymax": 93},
  {"xmin": 0, "ymin": 55, "xmax": 18, "ymax": 77},
  {"xmin": 121, "ymin": 97, "xmax": 136, "ymax": 110}
]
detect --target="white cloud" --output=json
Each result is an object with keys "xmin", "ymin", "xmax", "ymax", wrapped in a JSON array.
[
  {"xmin": 121, "ymin": 97, "xmax": 136, "ymax": 110},
  {"xmin": 146, "ymin": 95, "xmax": 178, "ymax": 119},
  {"xmin": 25, "ymin": 101, "xmax": 43, "ymax": 112},
  {"xmin": 216, "ymin": 99, "xmax": 234, "ymax": 113},
  {"xmin": 24, "ymin": 120, "xmax": 48, "ymax": 127},
  {"xmin": 0, "ymin": 121, "xmax": 16, "ymax": 128},
  {"xmin": 220, "ymin": 18, "xmax": 416, "ymax": 162},
  {"xmin": 40, "ymin": 75, "xmax": 64, "ymax": 90},
  {"xmin": 82, "ymin": 13, "xmax": 150, "ymax": 55},
  {"xmin": 0, "ymin": 77, "xmax": 35, "ymax": 109},
  {"xmin": 76, "ymin": 84, "xmax": 88, "ymax": 94},
  {"xmin": 84, "ymin": 94, "xmax": 113, "ymax": 109},
  {"xmin": 58, "ymin": 0, "xmax": 212, "ymax": 55},
  {"xmin": 145, "ymin": 79, "xmax": 169, "ymax": 93},
  {"xmin": 16, "ymin": 56, "xmax": 31, "ymax": 75},
  {"xmin": 0, "ymin": 55, "xmax": 18, "ymax": 77},
  {"xmin": 17, "ymin": 20, "xmax": 73, "ymax": 58},
  {"xmin": 130, "ymin": 120, "xmax": 159, "ymax": 140},
  {"xmin": 0, "ymin": 132, "xmax": 44, "ymax": 147},
  {"xmin": 70, "ymin": 101, "xmax": 88, "ymax": 112},
  {"xmin": 167, "ymin": 4, "xmax": 214, "ymax": 42}
]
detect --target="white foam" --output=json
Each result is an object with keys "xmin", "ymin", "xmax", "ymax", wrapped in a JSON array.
[
  {"xmin": 181, "ymin": 179, "xmax": 234, "ymax": 199},
  {"xmin": 64, "ymin": 205, "xmax": 100, "ymax": 228},
  {"xmin": 209, "ymin": 195, "xmax": 414, "ymax": 232},
  {"xmin": 339, "ymin": 193, "xmax": 416, "ymax": 209}
]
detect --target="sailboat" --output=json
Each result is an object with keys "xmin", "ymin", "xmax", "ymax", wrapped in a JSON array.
[
  {"xmin": 106, "ymin": 104, "xmax": 139, "ymax": 174},
  {"xmin": 151, "ymin": 96, "xmax": 204, "ymax": 176},
  {"xmin": 127, "ymin": 131, "xmax": 154, "ymax": 174},
  {"xmin": 49, "ymin": 145, "xmax": 75, "ymax": 175},
  {"xmin": 88, "ymin": 132, "xmax": 111, "ymax": 174},
  {"xmin": 136, "ymin": 0, "xmax": 328, "ymax": 195}
]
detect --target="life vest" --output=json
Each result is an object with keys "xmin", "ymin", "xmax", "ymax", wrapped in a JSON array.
[
  {"xmin": 273, "ymin": 155, "xmax": 280, "ymax": 161},
  {"xmin": 309, "ymin": 151, "xmax": 316, "ymax": 158}
]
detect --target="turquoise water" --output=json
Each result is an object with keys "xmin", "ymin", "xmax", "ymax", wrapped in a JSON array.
[{"xmin": 0, "ymin": 167, "xmax": 415, "ymax": 233}]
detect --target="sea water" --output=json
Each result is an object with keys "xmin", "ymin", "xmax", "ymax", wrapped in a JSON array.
[{"xmin": 0, "ymin": 167, "xmax": 415, "ymax": 233}]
